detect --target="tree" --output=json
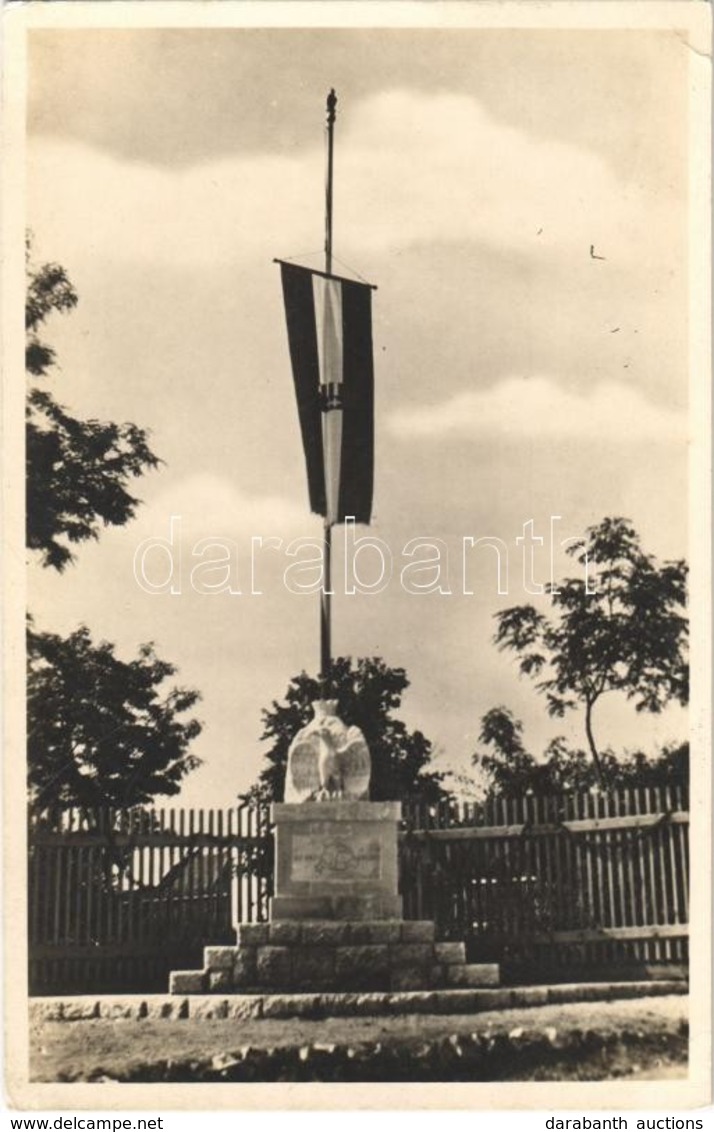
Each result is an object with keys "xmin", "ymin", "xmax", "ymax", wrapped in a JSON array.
[
  {"xmin": 26, "ymin": 244, "xmax": 160, "ymax": 570},
  {"xmin": 493, "ymin": 517, "xmax": 688, "ymax": 784},
  {"xmin": 25, "ymin": 245, "xmax": 202, "ymax": 812},
  {"xmin": 27, "ymin": 620, "xmax": 203, "ymax": 812},
  {"xmin": 475, "ymin": 706, "xmax": 551, "ymax": 794},
  {"xmin": 474, "ymin": 706, "xmax": 688, "ymax": 795},
  {"xmin": 247, "ymin": 656, "xmax": 450, "ymax": 805}
]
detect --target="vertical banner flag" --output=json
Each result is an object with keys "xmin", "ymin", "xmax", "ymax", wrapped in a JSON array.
[{"xmin": 278, "ymin": 261, "xmax": 375, "ymax": 525}]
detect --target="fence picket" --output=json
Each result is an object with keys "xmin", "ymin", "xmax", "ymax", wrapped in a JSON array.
[
  {"xmin": 602, "ymin": 793, "xmax": 616, "ymax": 929},
  {"xmin": 664, "ymin": 787, "xmax": 681, "ymax": 925}
]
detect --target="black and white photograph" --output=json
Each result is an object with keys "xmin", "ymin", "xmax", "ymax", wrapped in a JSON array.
[{"xmin": 3, "ymin": 0, "xmax": 711, "ymax": 1112}]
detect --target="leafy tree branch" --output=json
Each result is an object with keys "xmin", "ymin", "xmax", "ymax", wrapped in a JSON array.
[{"xmin": 493, "ymin": 518, "xmax": 688, "ymax": 784}]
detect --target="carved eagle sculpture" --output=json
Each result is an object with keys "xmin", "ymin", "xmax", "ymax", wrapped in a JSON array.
[{"xmin": 284, "ymin": 699, "xmax": 371, "ymax": 803}]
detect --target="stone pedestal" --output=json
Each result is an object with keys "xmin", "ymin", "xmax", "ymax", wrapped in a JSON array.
[
  {"xmin": 169, "ymin": 798, "xmax": 500, "ymax": 996},
  {"xmin": 269, "ymin": 800, "xmax": 402, "ymax": 921}
]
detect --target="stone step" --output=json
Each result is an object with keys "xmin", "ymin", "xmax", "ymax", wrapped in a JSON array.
[
  {"xmin": 172, "ymin": 964, "xmax": 503, "ymax": 996},
  {"xmin": 444, "ymin": 963, "xmax": 500, "ymax": 988},
  {"xmin": 230, "ymin": 919, "xmax": 435, "ymax": 951},
  {"xmin": 170, "ymin": 970, "xmax": 207, "ymax": 995},
  {"xmin": 203, "ymin": 938, "xmax": 442, "ymax": 993},
  {"xmin": 434, "ymin": 941, "xmax": 466, "ymax": 965}
]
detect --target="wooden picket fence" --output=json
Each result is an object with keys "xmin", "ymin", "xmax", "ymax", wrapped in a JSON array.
[
  {"xmin": 401, "ymin": 784, "xmax": 689, "ymax": 979},
  {"xmin": 28, "ymin": 785, "xmax": 688, "ymax": 994},
  {"xmin": 28, "ymin": 804, "xmax": 273, "ymax": 995}
]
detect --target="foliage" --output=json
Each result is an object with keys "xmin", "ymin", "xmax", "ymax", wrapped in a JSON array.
[
  {"xmin": 26, "ymin": 245, "xmax": 160, "ymax": 570},
  {"xmin": 474, "ymin": 705, "xmax": 688, "ymax": 794},
  {"xmin": 246, "ymin": 656, "xmax": 450, "ymax": 805},
  {"xmin": 494, "ymin": 517, "xmax": 688, "ymax": 782},
  {"xmin": 27, "ymin": 620, "xmax": 202, "ymax": 812}
]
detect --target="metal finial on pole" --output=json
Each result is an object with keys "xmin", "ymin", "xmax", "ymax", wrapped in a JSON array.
[
  {"xmin": 324, "ymin": 89, "xmax": 337, "ymax": 276},
  {"xmin": 321, "ymin": 89, "xmax": 337, "ymax": 688}
]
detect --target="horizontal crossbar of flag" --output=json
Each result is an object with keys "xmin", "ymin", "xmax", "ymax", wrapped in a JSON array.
[{"xmin": 278, "ymin": 261, "xmax": 375, "ymax": 525}]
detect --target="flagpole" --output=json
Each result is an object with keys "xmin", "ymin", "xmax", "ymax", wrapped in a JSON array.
[{"xmin": 321, "ymin": 88, "xmax": 337, "ymax": 689}]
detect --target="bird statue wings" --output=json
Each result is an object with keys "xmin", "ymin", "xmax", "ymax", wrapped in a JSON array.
[{"xmin": 284, "ymin": 700, "xmax": 371, "ymax": 803}]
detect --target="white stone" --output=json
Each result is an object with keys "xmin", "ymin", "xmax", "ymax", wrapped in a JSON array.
[{"xmin": 284, "ymin": 700, "xmax": 370, "ymax": 802}]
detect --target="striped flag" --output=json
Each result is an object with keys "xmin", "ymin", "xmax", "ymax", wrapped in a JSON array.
[{"xmin": 278, "ymin": 261, "xmax": 375, "ymax": 525}]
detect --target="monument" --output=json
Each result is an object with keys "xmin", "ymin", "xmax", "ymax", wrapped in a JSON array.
[
  {"xmin": 169, "ymin": 91, "xmax": 499, "ymax": 997},
  {"xmin": 272, "ymin": 699, "xmax": 401, "ymax": 923},
  {"xmin": 171, "ymin": 697, "xmax": 499, "ymax": 994},
  {"xmin": 170, "ymin": 696, "xmax": 499, "ymax": 996}
]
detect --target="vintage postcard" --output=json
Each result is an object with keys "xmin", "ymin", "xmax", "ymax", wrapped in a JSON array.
[{"xmin": 2, "ymin": 0, "xmax": 711, "ymax": 1113}]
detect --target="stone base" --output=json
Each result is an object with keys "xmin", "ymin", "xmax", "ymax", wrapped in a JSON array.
[
  {"xmin": 169, "ymin": 919, "xmax": 500, "ymax": 996},
  {"xmin": 168, "ymin": 803, "xmax": 498, "ymax": 996}
]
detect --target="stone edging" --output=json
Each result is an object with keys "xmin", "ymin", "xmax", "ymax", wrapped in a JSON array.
[
  {"xmin": 34, "ymin": 1012, "xmax": 689, "ymax": 1084},
  {"xmin": 30, "ymin": 979, "xmax": 687, "ymax": 1024}
]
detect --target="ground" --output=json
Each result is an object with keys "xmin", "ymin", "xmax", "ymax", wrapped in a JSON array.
[{"xmin": 30, "ymin": 994, "xmax": 688, "ymax": 1083}]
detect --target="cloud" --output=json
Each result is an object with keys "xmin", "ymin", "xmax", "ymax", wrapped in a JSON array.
[
  {"xmin": 126, "ymin": 474, "xmax": 313, "ymax": 544},
  {"xmin": 386, "ymin": 377, "xmax": 688, "ymax": 444},
  {"xmin": 28, "ymin": 89, "xmax": 676, "ymax": 276}
]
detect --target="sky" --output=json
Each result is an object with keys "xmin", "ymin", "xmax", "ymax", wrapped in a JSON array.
[{"xmin": 26, "ymin": 25, "xmax": 691, "ymax": 807}]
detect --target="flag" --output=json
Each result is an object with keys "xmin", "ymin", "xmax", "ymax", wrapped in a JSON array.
[{"xmin": 278, "ymin": 261, "xmax": 375, "ymax": 525}]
